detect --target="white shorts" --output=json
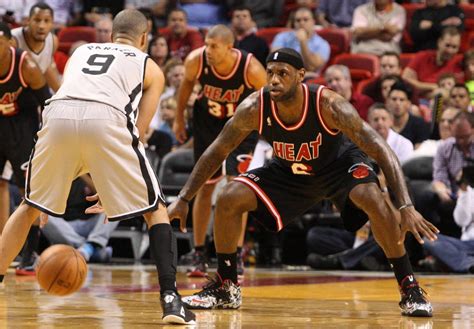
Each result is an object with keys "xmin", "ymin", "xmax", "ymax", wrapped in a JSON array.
[{"xmin": 25, "ymin": 100, "xmax": 165, "ymax": 221}]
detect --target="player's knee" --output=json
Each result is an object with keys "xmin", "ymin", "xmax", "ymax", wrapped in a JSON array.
[
  {"xmin": 216, "ymin": 182, "xmax": 253, "ymax": 215},
  {"xmin": 351, "ymin": 183, "xmax": 388, "ymax": 217}
]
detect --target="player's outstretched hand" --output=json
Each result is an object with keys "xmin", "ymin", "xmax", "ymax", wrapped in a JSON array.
[
  {"xmin": 398, "ymin": 207, "xmax": 440, "ymax": 245},
  {"xmin": 167, "ymin": 199, "xmax": 189, "ymax": 233},
  {"xmin": 85, "ymin": 193, "xmax": 104, "ymax": 214},
  {"xmin": 39, "ymin": 212, "xmax": 49, "ymax": 228},
  {"xmin": 173, "ymin": 117, "xmax": 187, "ymax": 144}
]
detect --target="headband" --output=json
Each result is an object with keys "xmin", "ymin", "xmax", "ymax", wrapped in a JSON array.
[{"xmin": 266, "ymin": 49, "xmax": 304, "ymax": 70}]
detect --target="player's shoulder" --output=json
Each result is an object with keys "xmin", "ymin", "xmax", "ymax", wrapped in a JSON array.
[{"xmin": 186, "ymin": 46, "xmax": 205, "ymax": 63}]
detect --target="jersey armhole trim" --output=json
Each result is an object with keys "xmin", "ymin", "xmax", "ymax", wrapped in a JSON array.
[
  {"xmin": 196, "ymin": 48, "xmax": 204, "ymax": 80},
  {"xmin": 258, "ymin": 88, "xmax": 264, "ymax": 134},
  {"xmin": 243, "ymin": 53, "xmax": 253, "ymax": 89},
  {"xmin": 0, "ymin": 47, "xmax": 16, "ymax": 84},
  {"xmin": 316, "ymin": 85, "xmax": 339, "ymax": 136},
  {"xmin": 19, "ymin": 50, "xmax": 28, "ymax": 88}
]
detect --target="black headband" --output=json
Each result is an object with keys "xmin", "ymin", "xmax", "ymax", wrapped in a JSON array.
[{"xmin": 266, "ymin": 49, "xmax": 304, "ymax": 70}]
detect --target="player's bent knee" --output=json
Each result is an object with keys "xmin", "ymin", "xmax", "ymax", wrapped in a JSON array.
[
  {"xmin": 216, "ymin": 181, "xmax": 256, "ymax": 215},
  {"xmin": 350, "ymin": 183, "xmax": 388, "ymax": 215}
]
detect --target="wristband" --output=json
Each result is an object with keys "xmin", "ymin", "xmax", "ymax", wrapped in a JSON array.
[
  {"xmin": 178, "ymin": 194, "xmax": 191, "ymax": 203},
  {"xmin": 398, "ymin": 203, "xmax": 414, "ymax": 211}
]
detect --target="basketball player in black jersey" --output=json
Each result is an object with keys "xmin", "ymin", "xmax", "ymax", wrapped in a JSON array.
[
  {"xmin": 173, "ymin": 24, "xmax": 266, "ymax": 277},
  {"xmin": 168, "ymin": 48, "xmax": 439, "ymax": 317},
  {"xmin": 0, "ymin": 22, "xmax": 49, "ymax": 236}
]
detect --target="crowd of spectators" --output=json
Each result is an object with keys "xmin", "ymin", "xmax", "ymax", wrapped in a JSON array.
[{"xmin": 1, "ymin": 0, "xmax": 474, "ymax": 273}]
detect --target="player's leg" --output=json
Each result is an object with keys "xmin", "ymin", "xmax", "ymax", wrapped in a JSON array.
[
  {"xmin": 0, "ymin": 203, "xmax": 40, "ymax": 282},
  {"xmin": 349, "ymin": 183, "xmax": 432, "ymax": 317},
  {"xmin": 0, "ymin": 179, "xmax": 9, "ymax": 235},
  {"xmin": 143, "ymin": 204, "xmax": 196, "ymax": 325},
  {"xmin": 236, "ymin": 212, "xmax": 247, "ymax": 276}
]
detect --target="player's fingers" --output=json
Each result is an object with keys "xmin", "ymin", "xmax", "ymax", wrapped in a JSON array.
[
  {"xmin": 397, "ymin": 227, "xmax": 408, "ymax": 245},
  {"xmin": 180, "ymin": 217, "xmax": 187, "ymax": 233},
  {"xmin": 39, "ymin": 213, "xmax": 49, "ymax": 228},
  {"xmin": 411, "ymin": 229, "xmax": 424, "ymax": 245},
  {"xmin": 420, "ymin": 222, "xmax": 438, "ymax": 241},
  {"xmin": 85, "ymin": 193, "xmax": 99, "ymax": 202}
]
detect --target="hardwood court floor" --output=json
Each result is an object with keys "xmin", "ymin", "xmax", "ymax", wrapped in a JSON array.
[{"xmin": 1, "ymin": 265, "xmax": 473, "ymax": 328}]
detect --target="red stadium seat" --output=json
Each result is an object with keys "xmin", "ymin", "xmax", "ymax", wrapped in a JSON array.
[
  {"xmin": 333, "ymin": 53, "xmax": 380, "ymax": 90},
  {"xmin": 401, "ymin": 3, "xmax": 424, "ymax": 52},
  {"xmin": 460, "ymin": 4, "xmax": 474, "ymax": 31},
  {"xmin": 256, "ymin": 27, "xmax": 290, "ymax": 47},
  {"xmin": 400, "ymin": 53, "xmax": 416, "ymax": 70},
  {"xmin": 317, "ymin": 28, "xmax": 350, "ymax": 61},
  {"xmin": 57, "ymin": 26, "xmax": 96, "ymax": 54}
]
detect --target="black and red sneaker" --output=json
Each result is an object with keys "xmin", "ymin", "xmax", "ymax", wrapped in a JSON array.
[
  {"xmin": 399, "ymin": 275, "xmax": 433, "ymax": 317},
  {"xmin": 186, "ymin": 250, "xmax": 208, "ymax": 278}
]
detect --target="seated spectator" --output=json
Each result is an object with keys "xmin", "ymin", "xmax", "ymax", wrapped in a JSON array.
[
  {"xmin": 316, "ymin": 0, "xmax": 369, "ymax": 28},
  {"xmin": 148, "ymin": 35, "xmax": 170, "ymax": 68},
  {"xmin": 82, "ymin": 0, "xmax": 125, "ymax": 25},
  {"xmin": 225, "ymin": 0, "xmax": 284, "ymax": 28},
  {"xmin": 41, "ymin": 177, "xmax": 119, "ymax": 263},
  {"xmin": 324, "ymin": 64, "xmax": 374, "ymax": 120},
  {"xmin": 422, "ymin": 173, "xmax": 474, "ymax": 273},
  {"xmin": 351, "ymin": 0, "xmax": 406, "ymax": 55},
  {"xmin": 449, "ymin": 83, "xmax": 473, "ymax": 112},
  {"xmin": 464, "ymin": 50, "xmax": 474, "ymax": 106},
  {"xmin": 386, "ymin": 81, "xmax": 430, "ymax": 147},
  {"xmin": 271, "ymin": 7, "xmax": 330, "ymax": 72},
  {"xmin": 231, "ymin": 6, "xmax": 269, "ymax": 65},
  {"xmin": 362, "ymin": 52, "xmax": 402, "ymax": 102},
  {"xmin": 402, "ymin": 27, "xmax": 463, "ymax": 97},
  {"xmin": 94, "ymin": 16, "xmax": 113, "ymax": 43},
  {"xmin": 178, "ymin": 0, "xmax": 228, "ymax": 28},
  {"xmin": 157, "ymin": 96, "xmax": 178, "ymax": 146},
  {"xmin": 367, "ymin": 103, "xmax": 414, "ymax": 163},
  {"xmin": 165, "ymin": 8, "xmax": 204, "ymax": 61},
  {"xmin": 409, "ymin": 0, "xmax": 464, "ymax": 51}
]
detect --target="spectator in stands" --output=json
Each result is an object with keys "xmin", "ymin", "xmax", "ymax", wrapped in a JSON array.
[
  {"xmin": 158, "ymin": 96, "xmax": 178, "ymax": 147},
  {"xmin": 148, "ymin": 35, "xmax": 170, "ymax": 68},
  {"xmin": 450, "ymin": 84, "xmax": 473, "ymax": 112},
  {"xmin": 324, "ymin": 64, "xmax": 374, "ymax": 121},
  {"xmin": 165, "ymin": 8, "xmax": 204, "ymax": 61},
  {"xmin": 231, "ymin": 6, "xmax": 269, "ymax": 65},
  {"xmin": 317, "ymin": 0, "xmax": 369, "ymax": 28},
  {"xmin": 41, "ymin": 177, "xmax": 118, "ymax": 263},
  {"xmin": 368, "ymin": 103, "xmax": 414, "ymax": 163},
  {"xmin": 94, "ymin": 16, "xmax": 113, "ymax": 43},
  {"xmin": 226, "ymin": 0, "xmax": 284, "ymax": 28},
  {"xmin": 177, "ymin": 0, "xmax": 228, "ymax": 28},
  {"xmin": 351, "ymin": 0, "xmax": 406, "ymax": 55},
  {"xmin": 386, "ymin": 81, "xmax": 430, "ymax": 147},
  {"xmin": 271, "ymin": 7, "xmax": 330, "ymax": 72},
  {"xmin": 464, "ymin": 50, "xmax": 474, "ymax": 106},
  {"xmin": 82, "ymin": 0, "xmax": 125, "ymax": 25},
  {"xmin": 362, "ymin": 52, "xmax": 402, "ymax": 102},
  {"xmin": 402, "ymin": 27, "xmax": 463, "ymax": 97},
  {"xmin": 409, "ymin": 0, "xmax": 464, "ymax": 52},
  {"xmin": 422, "ymin": 173, "xmax": 474, "ymax": 273},
  {"xmin": 40, "ymin": 0, "xmax": 82, "ymax": 28}
]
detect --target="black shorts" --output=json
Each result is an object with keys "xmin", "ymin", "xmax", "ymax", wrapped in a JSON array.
[
  {"xmin": 233, "ymin": 148, "xmax": 379, "ymax": 232},
  {"xmin": 0, "ymin": 115, "xmax": 38, "ymax": 187},
  {"xmin": 193, "ymin": 102, "xmax": 258, "ymax": 181}
]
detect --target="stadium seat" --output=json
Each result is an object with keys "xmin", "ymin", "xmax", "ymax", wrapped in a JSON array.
[
  {"xmin": 400, "ymin": 53, "xmax": 416, "ymax": 70},
  {"xmin": 317, "ymin": 28, "xmax": 350, "ymax": 62},
  {"xmin": 460, "ymin": 4, "xmax": 474, "ymax": 31},
  {"xmin": 158, "ymin": 149, "xmax": 194, "ymax": 204},
  {"xmin": 256, "ymin": 27, "xmax": 290, "ymax": 47},
  {"xmin": 57, "ymin": 26, "xmax": 96, "ymax": 54},
  {"xmin": 333, "ymin": 53, "xmax": 380, "ymax": 89},
  {"xmin": 401, "ymin": 3, "xmax": 424, "ymax": 52}
]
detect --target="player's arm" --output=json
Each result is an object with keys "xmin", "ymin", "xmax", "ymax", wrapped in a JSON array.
[
  {"xmin": 174, "ymin": 47, "xmax": 202, "ymax": 143},
  {"xmin": 179, "ymin": 92, "xmax": 260, "ymax": 202},
  {"xmin": 136, "ymin": 58, "xmax": 165, "ymax": 142},
  {"xmin": 246, "ymin": 56, "xmax": 267, "ymax": 90},
  {"xmin": 320, "ymin": 88, "xmax": 438, "ymax": 243},
  {"xmin": 21, "ymin": 53, "xmax": 51, "ymax": 107}
]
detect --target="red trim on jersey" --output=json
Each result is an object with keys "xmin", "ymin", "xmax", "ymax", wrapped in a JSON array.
[
  {"xmin": 196, "ymin": 48, "xmax": 204, "ymax": 80},
  {"xmin": 233, "ymin": 176, "xmax": 283, "ymax": 231},
  {"xmin": 316, "ymin": 85, "xmax": 339, "ymax": 136},
  {"xmin": 210, "ymin": 49, "xmax": 242, "ymax": 80},
  {"xmin": 0, "ymin": 47, "xmax": 16, "ymax": 84},
  {"xmin": 205, "ymin": 173, "xmax": 224, "ymax": 185},
  {"xmin": 271, "ymin": 84, "xmax": 308, "ymax": 131},
  {"xmin": 258, "ymin": 88, "xmax": 264, "ymax": 134},
  {"xmin": 18, "ymin": 50, "xmax": 28, "ymax": 88},
  {"xmin": 243, "ymin": 53, "xmax": 253, "ymax": 89}
]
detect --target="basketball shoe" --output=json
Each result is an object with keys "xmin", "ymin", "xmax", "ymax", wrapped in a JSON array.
[
  {"xmin": 186, "ymin": 250, "xmax": 208, "ymax": 278},
  {"xmin": 15, "ymin": 252, "xmax": 38, "ymax": 276},
  {"xmin": 399, "ymin": 276, "xmax": 433, "ymax": 317},
  {"xmin": 182, "ymin": 273, "xmax": 241, "ymax": 309},
  {"xmin": 160, "ymin": 290, "xmax": 196, "ymax": 325}
]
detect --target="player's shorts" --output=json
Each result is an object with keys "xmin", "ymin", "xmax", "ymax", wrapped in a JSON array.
[
  {"xmin": 193, "ymin": 102, "xmax": 258, "ymax": 183},
  {"xmin": 0, "ymin": 114, "xmax": 37, "ymax": 187},
  {"xmin": 25, "ymin": 100, "xmax": 165, "ymax": 221},
  {"xmin": 233, "ymin": 148, "xmax": 379, "ymax": 232}
]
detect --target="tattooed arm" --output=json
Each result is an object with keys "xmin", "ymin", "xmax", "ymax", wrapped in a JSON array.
[
  {"xmin": 167, "ymin": 92, "xmax": 260, "ymax": 231},
  {"xmin": 320, "ymin": 88, "xmax": 438, "ymax": 243}
]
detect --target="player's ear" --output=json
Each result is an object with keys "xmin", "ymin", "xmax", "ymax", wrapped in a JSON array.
[
  {"xmin": 298, "ymin": 68, "xmax": 305, "ymax": 82},
  {"xmin": 139, "ymin": 32, "xmax": 147, "ymax": 52}
]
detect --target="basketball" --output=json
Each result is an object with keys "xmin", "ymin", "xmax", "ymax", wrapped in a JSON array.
[{"xmin": 36, "ymin": 244, "xmax": 88, "ymax": 296}]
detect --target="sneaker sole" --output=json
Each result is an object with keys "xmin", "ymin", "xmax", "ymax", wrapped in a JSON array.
[
  {"xmin": 162, "ymin": 314, "xmax": 196, "ymax": 325},
  {"xmin": 184, "ymin": 301, "xmax": 241, "ymax": 310},
  {"xmin": 15, "ymin": 269, "xmax": 36, "ymax": 276},
  {"xmin": 402, "ymin": 310, "xmax": 433, "ymax": 317}
]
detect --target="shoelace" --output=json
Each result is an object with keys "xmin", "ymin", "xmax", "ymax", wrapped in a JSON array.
[{"xmin": 404, "ymin": 285, "xmax": 429, "ymax": 303}]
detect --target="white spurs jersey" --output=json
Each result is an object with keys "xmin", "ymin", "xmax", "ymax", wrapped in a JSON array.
[
  {"xmin": 49, "ymin": 43, "xmax": 148, "ymax": 121},
  {"xmin": 12, "ymin": 27, "xmax": 54, "ymax": 74}
]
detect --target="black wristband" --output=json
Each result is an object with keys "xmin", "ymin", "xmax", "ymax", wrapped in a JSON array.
[{"xmin": 178, "ymin": 194, "xmax": 190, "ymax": 203}]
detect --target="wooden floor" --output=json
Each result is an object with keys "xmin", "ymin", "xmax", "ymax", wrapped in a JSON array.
[{"xmin": 1, "ymin": 264, "xmax": 473, "ymax": 328}]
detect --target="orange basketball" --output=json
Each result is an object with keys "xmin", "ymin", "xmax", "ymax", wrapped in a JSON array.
[{"xmin": 36, "ymin": 244, "xmax": 88, "ymax": 296}]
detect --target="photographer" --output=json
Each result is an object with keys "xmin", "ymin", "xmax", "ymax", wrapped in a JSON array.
[{"xmin": 422, "ymin": 168, "xmax": 474, "ymax": 273}]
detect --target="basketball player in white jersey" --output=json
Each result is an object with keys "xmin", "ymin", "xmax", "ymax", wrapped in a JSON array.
[
  {"xmin": 12, "ymin": 2, "xmax": 61, "ymax": 92},
  {"xmin": 0, "ymin": 9, "xmax": 196, "ymax": 325}
]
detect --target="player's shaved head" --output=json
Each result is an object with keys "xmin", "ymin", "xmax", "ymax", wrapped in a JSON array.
[
  {"xmin": 206, "ymin": 24, "xmax": 235, "ymax": 45},
  {"xmin": 112, "ymin": 9, "xmax": 148, "ymax": 40}
]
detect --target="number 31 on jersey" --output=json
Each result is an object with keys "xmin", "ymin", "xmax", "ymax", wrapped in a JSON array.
[{"xmin": 208, "ymin": 100, "xmax": 236, "ymax": 118}]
